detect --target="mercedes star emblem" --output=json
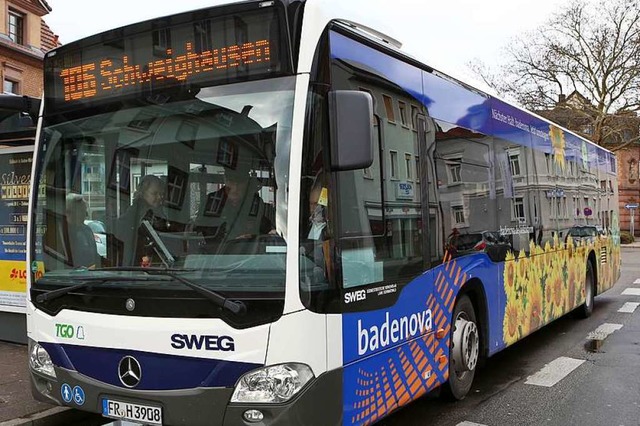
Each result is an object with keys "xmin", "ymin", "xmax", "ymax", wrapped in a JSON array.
[
  {"xmin": 125, "ymin": 298, "xmax": 136, "ymax": 312},
  {"xmin": 118, "ymin": 356, "xmax": 142, "ymax": 388}
]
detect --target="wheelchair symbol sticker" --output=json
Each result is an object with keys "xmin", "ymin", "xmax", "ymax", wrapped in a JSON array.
[
  {"xmin": 61, "ymin": 383, "xmax": 72, "ymax": 403},
  {"xmin": 72, "ymin": 386, "xmax": 85, "ymax": 406}
]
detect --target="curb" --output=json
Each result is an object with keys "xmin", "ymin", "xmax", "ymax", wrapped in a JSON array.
[{"xmin": 0, "ymin": 407, "xmax": 98, "ymax": 426}]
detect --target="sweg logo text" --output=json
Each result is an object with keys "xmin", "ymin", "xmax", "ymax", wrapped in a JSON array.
[
  {"xmin": 358, "ymin": 310, "xmax": 433, "ymax": 355},
  {"xmin": 171, "ymin": 334, "xmax": 235, "ymax": 351},
  {"xmin": 344, "ymin": 289, "xmax": 366, "ymax": 304}
]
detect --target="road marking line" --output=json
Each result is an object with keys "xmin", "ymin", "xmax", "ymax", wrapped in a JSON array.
[
  {"xmin": 525, "ymin": 357, "xmax": 585, "ymax": 387},
  {"xmin": 634, "ymin": 279, "xmax": 640, "ymax": 284},
  {"xmin": 587, "ymin": 323, "xmax": 623, "ymax": 340},
  {"xmin": 457, "ymin": 422, "xmax": 488, "ymax": 426},
  {"xmin": 622, "ymin": 288, "xmax": 640, "ymax": 296},
  {"xmin": 618, "ymin": 302, "xmax": 640, "ymax": 313}
]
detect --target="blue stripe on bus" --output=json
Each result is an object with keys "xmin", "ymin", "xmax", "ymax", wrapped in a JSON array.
[
  {"xmin": 341, "ymin": 253, "xmax": 505, "ymax": 425},
  {"xmin": 40, "ymin": 342, "xmax": 261, "ymax": 390}
]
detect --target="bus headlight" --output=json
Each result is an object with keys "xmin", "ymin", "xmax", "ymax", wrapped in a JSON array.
[
  {"xmin": 231, "ymin": 363, "xmax": 314, "ymax": 403},
  {"xmin": 29, "ymin": 343, "xmax": 56, "ymax": 379}
]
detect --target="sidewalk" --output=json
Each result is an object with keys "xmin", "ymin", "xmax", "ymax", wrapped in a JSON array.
[
  {"xmin": 622, "ymin": 242, "xmax": 640, "ymax": 249},
  {"xmin": 0, "ymin": 341, "xmax": 97, "ymax": 426}
]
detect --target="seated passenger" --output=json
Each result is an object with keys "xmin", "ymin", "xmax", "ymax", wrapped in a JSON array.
[
  {"xmin": 65, "ymin": 193, "xmax": 100, "ymax": 268},
  {"xmin": 301, "ymin": 176, "xmax": 331, "ymax": 281},
  {"xmin": 116, "ymin": 175, "xmax": 170, "ymax": 266},
  {"xmin": 194, "ymin": 165, "xmax": 275, "ymax": 245},
  {"xmin": 307, "ymin": 178, "xmax": 329, "ymax": 241}
]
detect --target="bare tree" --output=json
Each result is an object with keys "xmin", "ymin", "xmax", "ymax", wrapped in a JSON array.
[{"xmin": 471, "ymin": 0, "xmax": 640, "ymax": 149}]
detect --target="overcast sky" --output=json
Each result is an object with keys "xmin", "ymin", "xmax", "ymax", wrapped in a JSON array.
[{"xmin": 44, "ymin": 0, "xmax": 573, "ymax": 84}]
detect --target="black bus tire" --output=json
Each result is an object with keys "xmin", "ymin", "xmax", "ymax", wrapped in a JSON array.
[
  {"xmin": 442, "ymin": 294, "xmax": 479, "ymax": 401},
  {"xmin": 577, "ymin": 260, "xmax": 595, "ymax": 318}
]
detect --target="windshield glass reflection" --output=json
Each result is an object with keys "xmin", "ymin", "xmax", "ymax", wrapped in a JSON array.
[{"xmin": 33, "ymin": 77, "xmax": 294, "ymax": 296}]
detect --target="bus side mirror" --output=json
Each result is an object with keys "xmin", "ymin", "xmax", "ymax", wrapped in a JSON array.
[{"xmin": 328, "ymin": 90, "xmax": 374, "ymax": 171}]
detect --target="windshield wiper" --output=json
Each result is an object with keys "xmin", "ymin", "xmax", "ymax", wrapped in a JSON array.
[
  {"xmin": 35, "ymin": 275, "xmax": 154, "ymax": 303},
  {"xmin": 90, "ymin": 266, "xmax": 247, "ymax": 315}
]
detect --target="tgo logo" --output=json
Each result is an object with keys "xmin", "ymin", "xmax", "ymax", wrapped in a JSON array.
[
  {"xmin": 171, "ymin": 334, "xmax": 235, "ymax": 351},
  {"xmin": 56, "ymin": 323, "xmax": 75, "ymax": 339},
  {"xmin": 55, "ymin": 324, "xmax": 86, "ymax": 340}
]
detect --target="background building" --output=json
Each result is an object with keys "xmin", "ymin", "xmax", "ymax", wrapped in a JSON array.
[
  {"xmin": 0, "ymin": 0, "xmax": 59, "ymax": 97},
  {"xmin": 0, "ymin": 0, "xmax": 58, "ymax": 343},
  {"xmin": 538, "ymin": 92, "xmax": 640, "ymax": 236}
]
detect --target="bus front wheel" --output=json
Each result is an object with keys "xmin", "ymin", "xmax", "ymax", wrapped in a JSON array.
[{"xmin": 443, "ymin": 294, "xmax": 479, "ymax": 400}]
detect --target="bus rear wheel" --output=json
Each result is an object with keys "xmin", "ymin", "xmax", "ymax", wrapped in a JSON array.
[
  {"xmin": 443, "ymin": 294, "xmax": 479, "ymax": 400},
  {"xmin": 576, "ymin": 260, "xmax": 595, "ymax": 318}
]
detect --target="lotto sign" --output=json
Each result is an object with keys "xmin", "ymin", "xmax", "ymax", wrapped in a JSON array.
[{"xmin": 0, "ymin": 148, "xmax": 37, "ymax": 312}]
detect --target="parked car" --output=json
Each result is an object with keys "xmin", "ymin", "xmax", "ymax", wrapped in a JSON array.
[
  {"xmin": 564, "ymin": 225, "xmax": 604, "ymax": 244},
  {"xmin": 84, "ymin": 219, "xmax": 107, "ymax": 257},
  {"xmin": 445, "ymin": 230, "xmax": 512, "ymax": 259}
]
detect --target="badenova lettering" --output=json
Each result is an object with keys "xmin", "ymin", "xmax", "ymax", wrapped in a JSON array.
[{"xmin": 357, "ymin": 310, "xmax": 433, "ymax": 356}]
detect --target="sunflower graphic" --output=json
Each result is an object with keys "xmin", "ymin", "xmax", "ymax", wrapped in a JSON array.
[
  {"xmin": 526, "ymin": 270, "xmax": 544, "ymax": 333},
  {"xmin": 504, "ymin": 299, "xmax": 522, "ymax": 346},
  {"xmin": 552, "ymin": 270, "xmax": 564, "ymax": 311},
  {"xmin": 504, "ymin": 255, "xmax": 517, "ymax": 298},
  {"xmin": 550, "ymin": 125, "xmax": 566, "ymax": 171}
]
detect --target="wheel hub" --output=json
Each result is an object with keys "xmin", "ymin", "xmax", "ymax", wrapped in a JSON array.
[{"xmin": 452, "ymin": 317, "xmax": 479, "ymax": 372}]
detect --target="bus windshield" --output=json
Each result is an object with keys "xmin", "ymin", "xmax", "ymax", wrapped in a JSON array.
[{"xmin": 31, "ymin": 76, "xmax": 294, "ymax": 320}]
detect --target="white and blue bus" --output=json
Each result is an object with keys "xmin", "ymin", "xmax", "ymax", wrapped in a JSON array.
[{"xmin": 27, "ymin": 1, "xmax": 621, "ymax": 425}]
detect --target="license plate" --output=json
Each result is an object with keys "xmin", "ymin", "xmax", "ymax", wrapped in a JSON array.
[{"xmin": 102, "ymin": 398, "xmax": 163, "ymax": 425}]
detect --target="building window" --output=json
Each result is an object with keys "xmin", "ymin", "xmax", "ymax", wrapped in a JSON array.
[
  {"xmin": 410, "ymin": 105, "xmax": 419, "ymax": 130},
  {"xmin": 405, "ymin": 153, "xmax": 412, "ymax": 180},
  {"xmin": 3, "ymin": 79, "xmax": 19, "ymax": 95},
  {"xmin": 398, "ymin": 101, "xmax": 408, "ymax": 127},
  {"xmin": 452, "ymin": 206, "xmax": 465, "ymax": 225},
  {"xmin": 383, "ymin": 95, "xmax": 395, "ymax": 123},
  {"xmin": 8, "ymin": 10, "xmax": 24, "ymax": 45},
  {"xmin": 390, "ymin": 151, "xmax": 398, "ymax": 179},
  {"xmin": 512, "ymin": 197, "xmax": 525, "ymax": 221},
  {"xmin": 415, "ymin": 156, "xmax": 420, "ymax": 182},
  {"xmin": 447, "ymin": 159, "xmax": 462, "ymax": 183},
  {"xmin": 217, "ymin": 139, "xmax": 237, "ymax": 168},
  {"xmin": 194, "ymin": 20, "xmax": 212, "ymax": 53},
  {"xmin": 509, "ymin": 153, "xmax": 521, "ymax": 177},
  {"xmin": 153, "ymin": 28, "xmax": 172, "ymax": 56},
  {"xmin": 545, "ymin": 153, "xmax": 553, "ymax": 174},
  {"xmin": 359, "ymin": 88, "xmax": 377, "ymax": 125}
]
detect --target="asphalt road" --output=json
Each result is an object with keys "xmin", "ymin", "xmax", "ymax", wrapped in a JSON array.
[{"xmin": 382, "ymin": 248, "xmax": 640, "ymax": 426}]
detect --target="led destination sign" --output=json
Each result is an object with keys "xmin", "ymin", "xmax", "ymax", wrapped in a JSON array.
[
  {"xmin": 46, "ymin": 7, "xmax": 286, "ymax": 107},
  {"xmin": 60, "ymin": 40, "xmax": 272, "ymax": 102}
]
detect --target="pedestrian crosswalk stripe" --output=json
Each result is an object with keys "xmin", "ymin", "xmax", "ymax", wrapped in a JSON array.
[
  {"xmin": 634, "ymin": 279, "xmax": 640, "ymax": 284},
  {"xmin": 587, "ymin": 323, "xmax": 623, "ymax": 340},
  {"xmin": 457, "ymin": 422, "xmax": 488, "ymax": 426},
  {"xmin": 622, "ymin": 288, "xmax": 640, "ymax": 296},
  {"xmin": 525, "ymin": 357, "xmax": 585, "ymax": 387},
  {"xmin": 618, "ymin": 302, "xmax": 640, "ymax": 313}
]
